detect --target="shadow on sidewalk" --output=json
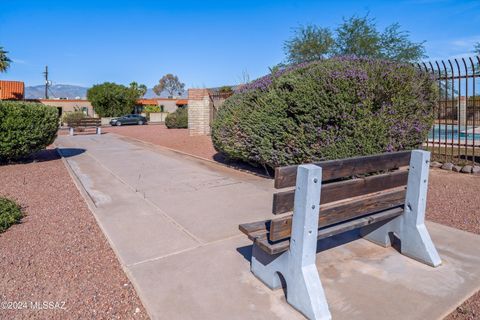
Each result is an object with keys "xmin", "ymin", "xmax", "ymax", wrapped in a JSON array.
[
  {"xmin": 213, "ymin": 153, "xmax": 275, "ymax": 178},
  {"xmin": 1, "ymin": 148, "xmax": 86, "ymax": 165}
]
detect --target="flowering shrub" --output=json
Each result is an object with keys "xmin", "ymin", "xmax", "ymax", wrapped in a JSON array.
[{"xmin": 212, "ymin": 57, "xmax": 437, "ymax": 169}]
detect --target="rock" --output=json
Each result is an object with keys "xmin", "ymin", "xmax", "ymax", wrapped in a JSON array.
[
  {"xmin": 452, "ymin": 166, "xmax": 462, "ymax": 172},
  {"xmin": 430, "ymin": 161, "xmax": 443, "ymax": 168},
  {"xmin": 461, "ymin": 165, "xmax": 473, "ymax": 174},
  {"xmin": 472, "ymin": 166, "xmax": 480, "ymax": 175},
  {"xmin": 441, "ymin": 162, "xmax": 454, "ymax": 171}
]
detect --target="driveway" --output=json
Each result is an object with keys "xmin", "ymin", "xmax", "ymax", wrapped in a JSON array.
[{"xmin": 55, "ymin": 133, "xmax": 480, "ymax": 320}]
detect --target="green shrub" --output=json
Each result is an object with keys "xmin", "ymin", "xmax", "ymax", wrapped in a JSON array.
[
  {"xmin": 212, "ymin": 57, "xmax": 437, "ymax": 169},
  {"xmin": 0, "ymin": 197, "xmax": 23, "ymax": 233},
  {"xmin": 87, "ymin": 82, "xmax": 138, "ymax": 117},
  {"xmin": 62, "ymin": 110, "xmax": 86, "ymax": 126},
  {"xmin": 165, "ymin": 107, "xmax": 188, "ymax": 128},
  {"xmin": 144, "ymin": 105, "xmax": 161, "ymax": 114},
  {"xmin": 0, "ymin": 101, "xmax": 59, "ymax": 162},
  {"xmin": 143, "ymin": 105, "xmax": 162, "ymax": 119}
]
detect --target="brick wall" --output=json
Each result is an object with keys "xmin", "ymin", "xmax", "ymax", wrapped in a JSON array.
[{"xmin": 188, "ymin": 89, "xmax": 211, "ymax": 136}]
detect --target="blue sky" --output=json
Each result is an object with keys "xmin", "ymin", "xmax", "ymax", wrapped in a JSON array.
[{"xmin": 1, "ymin": 0, "xmax": 479, "ymax": 88}]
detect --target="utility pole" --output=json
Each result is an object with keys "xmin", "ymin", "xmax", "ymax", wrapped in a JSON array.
[{"xmin": 43, "ymin": 65, "xmax": 49, "ymax": 99}]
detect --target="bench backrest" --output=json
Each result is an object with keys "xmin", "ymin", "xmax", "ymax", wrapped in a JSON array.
[
  {"xmin": 69, "ymin": 118, "xmax": 101, "ymax": 127},
  {"xmin": 268, "ymin": 151, "xmax": 411, "ymax": 242}
]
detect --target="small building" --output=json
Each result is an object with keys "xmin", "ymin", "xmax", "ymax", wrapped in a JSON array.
[
  {"xmin": 0, "ymin": 80, "xmax": 25, "ymax": 100},
  {"xmin": 136, "ymin": 98, "xmax": 186, "ymax": 113}
]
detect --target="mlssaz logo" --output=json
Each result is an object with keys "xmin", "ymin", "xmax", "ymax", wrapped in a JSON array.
[{"xmin": 30, "ymin": 301, "xmax": 67, "ymax": 310}]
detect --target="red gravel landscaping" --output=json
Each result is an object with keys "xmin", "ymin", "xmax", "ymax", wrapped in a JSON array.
[
  {"xmin": 0, "ymin": 149, "xmax": 148, "ymax": 319},
  {"xmin": 427, "ymin": 169, "xmax": 480, "ymax": 320}
]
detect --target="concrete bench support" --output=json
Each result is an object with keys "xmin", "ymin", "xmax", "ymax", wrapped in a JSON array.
[
  {"xmin": 251, "ymin": 164, "xmax": 331, "ymax": 320},
  {"xmin": 69, "ymin": 127, "xmax": 74, "ymax": 136},
  {"xmin": 96, "ymin": 127, "xmax": 102, "ymax": 135},
  {"xmin": 363, "ymin": 150, "xmax": 442, "ymax": 267}
]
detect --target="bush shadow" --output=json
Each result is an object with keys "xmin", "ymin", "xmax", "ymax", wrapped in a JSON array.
[
  {"xmin": 0, "ymin": 148, "xmax": 86, "ymax": 165},
  {"xmin": 212, "ymin": 152, "xmax": 274, "ymax": 178}
]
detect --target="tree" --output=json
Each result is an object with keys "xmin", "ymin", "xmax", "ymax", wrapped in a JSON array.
[
  {"xmin": 335, "ymin": 15, "xmax": 381, "ymax": 58},
  {"xmin": 129, "ymin": 81, "xmax": 148, "ymax": 98},
  {"xmin": 378, "ymin": 23, "xmax": 426, "ymax": 62},
  {"xmin": 153, "ymin": 74, "xmax": 185, "ymax": 98},
  {"xmin": 283, "ymin": 15, "xmax": 426, "ymax": 64},
  {"xmin": 87, "ymin": 82, "xmax": 137, "ymax": 117},
  {"xmin": 0, "ymin": 46, "xmax": 12, "ymax": 72},
  {"xmin": 475, "ymin": 42, "xmax": 480, "ymax": 55},
  {"xmin": 284, "ymin": 25, "xmax": 334, "ymax": 64}
]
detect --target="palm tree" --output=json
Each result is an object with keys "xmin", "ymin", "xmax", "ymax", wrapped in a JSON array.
[{"xmin": 0, "ymin": 46, "xmax": 12, "ymax": 72}]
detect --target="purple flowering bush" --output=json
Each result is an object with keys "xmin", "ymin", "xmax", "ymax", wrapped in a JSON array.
[{"xmin": 211, "ymin": 57, "xmax": 437, "ymax": 169}]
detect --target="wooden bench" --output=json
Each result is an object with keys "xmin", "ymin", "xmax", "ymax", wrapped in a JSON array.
[
  {"xmin": 239, "ymin": 150, "xmax": 441, "ymax": 320},
  {"xmin": 68, "ymin": 118, "xmax": 102, "ymax": 136}
]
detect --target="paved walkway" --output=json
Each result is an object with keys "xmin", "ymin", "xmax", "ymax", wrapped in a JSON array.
[{"xmin": 55, "ymin": 133, "xmax": 480, "ymax": 320}]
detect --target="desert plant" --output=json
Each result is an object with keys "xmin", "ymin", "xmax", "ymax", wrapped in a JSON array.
[
  {"xmin": 165, "ymin": 107, "xmax": 188, "ymax": 128},
  {"xmin": 0, "ymin": 197, "xmax": 23, "ymax": 233},
  {"xmin": 212, "ymin": 57, "xmax": 437, "ymax": 170},
  {"xmin": 0, "ymin": 101, "xmax": 59, "ymax": 162}
]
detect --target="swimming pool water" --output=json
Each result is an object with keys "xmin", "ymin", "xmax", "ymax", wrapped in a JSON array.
[{"xmin": 428, "ymin": 124, "xmax": 480, "ymax": 141}]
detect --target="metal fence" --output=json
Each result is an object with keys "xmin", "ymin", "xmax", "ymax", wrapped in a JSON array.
[{"xmin": 416, "ymin": 56, "xmax": 480, "ymax": 165}]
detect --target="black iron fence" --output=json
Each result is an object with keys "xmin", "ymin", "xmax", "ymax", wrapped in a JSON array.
[{"xmin": 416, "ymin": 56, "xmax": 480, "ymax": 165}]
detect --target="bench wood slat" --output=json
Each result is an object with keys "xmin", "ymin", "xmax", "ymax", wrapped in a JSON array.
[
  {"xmin": 274, "ymin": 151, "xmax": 411, "ymax": 189},
  {"xmin": 238, "ymin": 220, "xmax": 269, "ymax": 241},
  {"xmin": 269, "ymin": 188, "xmax": 406, "ymax": 242},
  {"xmin": 272, "ymin": 170, "xmax": 408, "ymax": 214},
  {"xmin": 256, "ymin": 206, "xmax": 404, "ymax": 255},
  {"xmin": 69, "ymin": 118, "xmax": 101, "ymax": 127}
]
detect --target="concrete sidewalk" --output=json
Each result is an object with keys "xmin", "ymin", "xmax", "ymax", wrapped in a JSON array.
[{"xmin": 56, "ymin": 133, "xmax": 480, "ymax": 320}]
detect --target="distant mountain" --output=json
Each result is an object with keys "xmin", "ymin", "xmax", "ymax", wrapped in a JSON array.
[
  {"xmin": 25, "ymin": 84, "xmax": 186, "ymax": 99},
  {"xmin": 25, "ymin": 84, "xmax": 88, "ymax": 99}
]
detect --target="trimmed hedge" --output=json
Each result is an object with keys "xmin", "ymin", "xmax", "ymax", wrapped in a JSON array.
[
  {"xmin": 212, "ymin": 57, "xmax": 437, "ymax": 169},
  {"xmin": 0, "ymin": 101, "xmax": 59, "ymax": 162},
  {"xmin": 0, "ymin": 197, "xmax": 23, "ymax": 233},
  {"xmin": 165, "ymin": 107, "xmax": 188, "ymax": 128}
]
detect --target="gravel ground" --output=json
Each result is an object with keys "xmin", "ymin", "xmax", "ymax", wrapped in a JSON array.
[
  {"xmin": 0, "ymin": 149, "xmax": 148, "ymax": 319},
  {"xmin": 427, "ymin": 169, "xmax": 480, "ymax": 320},
  {"xmin": 107, "ymin": 124, "xmax": 480, "ymax": 320}
]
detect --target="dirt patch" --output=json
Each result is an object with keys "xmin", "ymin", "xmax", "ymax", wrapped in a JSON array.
[{"xmin": 0, "ymin": 149, "xmax": 148, "ymax": 319}]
